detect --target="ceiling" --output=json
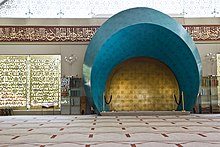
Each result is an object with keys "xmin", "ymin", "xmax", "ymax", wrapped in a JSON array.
[{"xmin": 0, "ymin": 0, "xmax": 219, "ymax": 18}]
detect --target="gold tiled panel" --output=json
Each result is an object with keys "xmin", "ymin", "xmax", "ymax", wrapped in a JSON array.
[{"xmin": 105, "ymin": 57, "xmax": 180, "ymax": 111}]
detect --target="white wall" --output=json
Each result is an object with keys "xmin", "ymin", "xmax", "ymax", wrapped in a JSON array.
[
  {"xmin": 0, "ymin": 18, "xmax": 106, "ymax": 78},
  {"xmin": 196, "ymin": 44, "xmax": 220, "ymax": 76},
  {"xmin": 0, "ymin": 44, "xmax": 87, "ymax": 77},
  {"xmin": 0, "ymin": 18, "xmax": 107, "ymax": 26},
  {"xmin": 184, "ymin": 18, "xmax": 220, "ymax": 25},
  {"xmin": 182, "ymin": 17, "xmax": 220, "ymax": 76},
  {"xmin": 0, "ymin": 17, "xmax": 219, "ymax": 78},
  {"xmin": 60, "ymin": 45, "xmax": 87, "ymax": 77}
]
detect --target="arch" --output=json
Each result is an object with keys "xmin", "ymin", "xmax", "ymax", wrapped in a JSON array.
[
  {"xmin": 105, "ymin": 56, "xmax": 180, "ymax": 111},
  {"xmin": 83, "ymin": 7, "xmax": 202, "ymax": 113}
]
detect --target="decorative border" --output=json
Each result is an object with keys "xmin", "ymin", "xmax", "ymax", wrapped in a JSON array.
[
  {"xmin": 0, "ymin": 25, "xmax": 219, "ymax": 42},
  {"xmin": 0, "ymin": 26, "xmax": 99, "ymax": 42},
  {"xmin": 184, "ymin": 25, "xmax": 220, "ymax": 41}
]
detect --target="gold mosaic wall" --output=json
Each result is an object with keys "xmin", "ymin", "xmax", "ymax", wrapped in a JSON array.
[{"xmin": 105, "ymin": 57, "xmax": 180, "ymax": 111}]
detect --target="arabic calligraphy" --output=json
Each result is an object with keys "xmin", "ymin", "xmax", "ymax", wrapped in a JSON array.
[
  {"xmin": 0, "ymin": 25, "xmax": 219, "ymax": 42},
  {"xmin": 184, "ymin": 25, "xmax": 220, "ymax": 41},
  {"xmin": 0, "ymin": 26, "xmax": 99, "ymax": 42}
]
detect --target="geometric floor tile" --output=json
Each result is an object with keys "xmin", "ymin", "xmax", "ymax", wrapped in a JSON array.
[{"xmin": 1, "ymin": 114, "xmax": 220, "ymax": 146}]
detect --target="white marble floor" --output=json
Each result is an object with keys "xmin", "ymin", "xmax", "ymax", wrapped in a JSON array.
[{"xmin": 1, "ymin": 114, "xmax": 220, "ymax": 147}]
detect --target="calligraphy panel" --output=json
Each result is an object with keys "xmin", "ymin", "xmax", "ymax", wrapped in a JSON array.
[
  {"xmin": 184, "ymin": 25, "xmax": 220, "ymax": 41},
  {"xmin": 0, "ymin": 26, "xmax": 99, "ymax": 42},
  {"xmin": 0, "ymin": 55, "xmax": 28, "ymax": 109},
  {"xmin": 0, "ymin": 25, "xmax": 219, "ymax": 42}
]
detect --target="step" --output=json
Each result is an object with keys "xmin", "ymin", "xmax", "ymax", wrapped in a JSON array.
[{"xmin": 100, "ymin": 111, "xmax": 190, "ymax": 116}]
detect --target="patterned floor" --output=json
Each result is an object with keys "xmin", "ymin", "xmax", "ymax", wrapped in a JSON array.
[{"xmin": 1, "ymin": 114, "xmax": 220, "ymax": 147}]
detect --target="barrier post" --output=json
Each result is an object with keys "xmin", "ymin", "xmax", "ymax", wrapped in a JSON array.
[
  {"xmin": 182, "ymin": 91, "xmax": 185, "ymax": 112},
  {"xmin": 102, "ymin": 92, "xmax": 105, "ymax": 112}
]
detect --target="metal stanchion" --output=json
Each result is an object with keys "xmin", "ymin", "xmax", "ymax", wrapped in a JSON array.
[
  {"xmin": 102, "ymin": 92, "xmax": 105, "ymax": 112},
  {"xmin": 182, "ymin": 91, "xmax": 185, "ymax": 112}
]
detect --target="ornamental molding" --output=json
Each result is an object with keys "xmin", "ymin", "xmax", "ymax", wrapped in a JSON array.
[
  {"xmin": 184, "ymin": 25, "xmax": 220, "ymax": 41},
  {"xmin": 0, "ymin": 26, "xmax": 99, "ymax": 42},
  {"xmin": 0, "ymin": 25, "xmax": 219, "ymax": 42}
]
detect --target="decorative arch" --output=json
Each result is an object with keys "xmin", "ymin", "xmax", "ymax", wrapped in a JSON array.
[{"xmin": 83, "ymin": 7, "xmax": 202, "ymax": 113}]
